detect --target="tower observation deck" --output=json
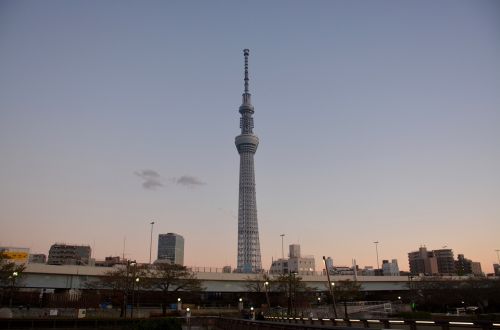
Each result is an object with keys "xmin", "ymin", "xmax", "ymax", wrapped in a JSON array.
[{"xmin": 235, "ymin": 49, "xmax": 262, "ymax": 273}]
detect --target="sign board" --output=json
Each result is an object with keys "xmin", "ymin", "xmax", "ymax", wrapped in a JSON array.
[{"xmin": 78, "ymin": 309, "xmax": 86, "ymax": 319}]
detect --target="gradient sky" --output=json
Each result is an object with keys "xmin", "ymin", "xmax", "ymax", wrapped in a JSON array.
[{"xmin": 1, "ymin": 0, "xmax": 499, "ymax": 273}]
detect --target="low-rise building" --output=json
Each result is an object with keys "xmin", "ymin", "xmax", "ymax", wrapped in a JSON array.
[
  {"xmin": 269, "ymin": 244, "xmax": 315, "ymax": 275},
  {"xmin": 382, "ymin": 259, "xmax": 400, "ymax": 276}
]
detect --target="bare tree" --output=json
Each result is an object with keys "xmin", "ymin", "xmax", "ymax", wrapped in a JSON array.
[{"xmin": 144, "ymin": 263, "xmax": 204, "ymax": 316}]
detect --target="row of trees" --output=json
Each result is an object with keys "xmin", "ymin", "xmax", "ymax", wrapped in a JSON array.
[
  {"xmin": 86, "ymin": 263, "xmax": 203, "ymax": 316},
  {"xmin": 244, "ymin": 273, "xmax": 362, "ymax": 316},
  {"xmin": 408, "ymin": 276, "xmax": 500, "ymax": 313}
]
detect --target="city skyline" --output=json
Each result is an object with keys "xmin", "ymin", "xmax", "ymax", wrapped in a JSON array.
[{"xmin": 1, "ymin": 1, "xmax": 499, "ymax": 273}]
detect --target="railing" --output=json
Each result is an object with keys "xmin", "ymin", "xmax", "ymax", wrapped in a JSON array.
[
  {"xmin": 265, "ymin": 316, "xmax": 500, "ymax": 330},
  {"xmin": 1, "ymin": 316, "xmax": 498, "ymax": 330}
]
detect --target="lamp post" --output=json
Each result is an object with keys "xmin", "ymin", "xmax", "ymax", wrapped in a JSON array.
[
  {"xmin": 124, "ymin": 260, "xmax": 136, "ymax": 318},
  {"xmin": 280, "ymin": 234, "xmax": 285, "ymax": 260},
  {"xmin": 264, "ymin": 281, "xmax": 270, "ymax": 309},
  {"xmin": 177, "ymin": 297, "xmax": 182, "ymax": 311},
  {"xmin": 149, "ymin": 221, "xmax": 155, "ymax": 264},
  {"xmin": 323, "ymin": 256, "xmax": 338, "ymax": 318},
  {"xmin": 373, "ymin": 241, "xmax": 380, "ymax": 273},
  {"xmin": 131, "ymin": 277, "xmax": 139, "ymax": 318},
  {"xmin": 9, "ymin": 271, "xmax": 19, "ymax": 308},
  {"xmin": 238, "ymin": 298, "xmax": 243, "ymax": 311}
]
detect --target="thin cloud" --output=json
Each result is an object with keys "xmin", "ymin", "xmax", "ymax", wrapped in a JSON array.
[
  {"xmin": 175, "ymin": 175, "xmax": 206, "ymax": 187},
  {"xmin": 134, "ymin": 169, "xmax": 164, "ymax": 190}
]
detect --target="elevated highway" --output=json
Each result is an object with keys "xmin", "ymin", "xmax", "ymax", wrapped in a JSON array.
[{"xmin": 19, "ymin": 264, "xmax": 411, "ymax": 292}]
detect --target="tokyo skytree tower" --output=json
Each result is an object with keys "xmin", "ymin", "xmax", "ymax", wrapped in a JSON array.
[{"xmin": 235, "ymin": 49, "xmax": 262, "ymax": 273}]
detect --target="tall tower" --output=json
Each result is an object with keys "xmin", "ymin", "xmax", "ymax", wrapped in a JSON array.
[{"xmin": 235, "ymin": 49, "xmax": 262, "ymax": 273}]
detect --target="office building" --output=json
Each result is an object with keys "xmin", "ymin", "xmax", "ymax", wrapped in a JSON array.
[
  {"xmin": 29, "ymin": 254, "xmax": 46, "ymax": 264},
  {"xmin": 382, "ymin": 259, "xmax": 400, "ymax": 276},
  {"xmin": 494, "ymin": 264, "xmax": 500, "ymax": 276},
  {"xmin": 455, "ymin": 254, "xmax": 482, "ymax": 276},
  {"xmin": 408, "ymin": 247, "xmax": 438, "ymax": 275},
  {"xmin": 269, "ymin": 244, "xmax": 315, "ymax": 275},
  {"xmin": 157, "ymin": 233, "xmax": 184, "ymax": 265},
  {"xmin": 434, "ymin": 249, "xmax": 456, "ymax": 274},
  {"xmin": 47, "ymin": 244, "xmax": 91, "ymax": 266},
  {"xmin": 235, "ymin": 49, "xmax": 262, "ymax": 273}
]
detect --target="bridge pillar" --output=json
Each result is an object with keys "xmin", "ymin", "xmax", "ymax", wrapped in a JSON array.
[
  {"xmin": 361, "ymin": 319, "xmax": 370, "ymax": 328},
  {"xmin": 382, "ymin": 319, "xmax": 391, "ymax": 328}
]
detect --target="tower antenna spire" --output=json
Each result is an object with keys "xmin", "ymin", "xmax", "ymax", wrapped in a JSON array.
[{"xmin": 243, "ymin": 49, "xmax": 250, "ymax": 93}]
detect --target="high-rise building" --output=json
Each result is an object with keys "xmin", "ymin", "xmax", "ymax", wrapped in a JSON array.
[
  {"xmin": 47, "ymin": 244, "xmax": 91, "ymax": 266},
  {"xmin": 494, "ymin": 264, "xmax": 500, "ymax": 276},
  {"xmin": 408, "ymin": 247, "xmax": 438, "ymax": 275},
  {"xmin": 235, "ymin": 49, "xmax": 262, "ymax": 273},
  {"xmin": 455, "ymin": 254, "xmax": 482, "ymax": 276},
  {"xmin": 157, "ymin": 233, "xmax": 184, "ymax": 265},
  {"xmin": 434, "ymin": 249, "xmax": 455, "ymax": 274}
]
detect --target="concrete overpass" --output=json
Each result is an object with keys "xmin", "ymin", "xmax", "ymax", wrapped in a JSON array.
[{"xmin": 18, "ymin": 264, "xmax": 410, "ymax": 292}]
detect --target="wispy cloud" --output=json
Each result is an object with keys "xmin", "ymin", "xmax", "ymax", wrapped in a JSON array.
[
  {"xmin": 175, "ymin": 175, "xmax": 206, "ymax": 187},
  {"xmin": 134, "ymin": 171, "xmax": 206, "ymax": 190},
  {"xmin": 134, "ymin": 169, "xmax": 164, "ymax": 190}
]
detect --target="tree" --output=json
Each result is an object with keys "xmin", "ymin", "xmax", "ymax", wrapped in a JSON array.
[
  {"xmin": 244, "ymin": 273, "xmax": 271, "ymax": 293},
  {"xmin": 144, "ymin": 263, "xmax": 204, "ymax": 316},
  {"xmin": 85, "ymin": 263, "xmax": 147, "ymax": 317},
  {"xmin": 274, "ymin": 273, "xmax": 310, "ymax": 316},
  {"xmin": 0, "ymin": 253, "xmax": 25, "ymax": 306},
  {"xmin": 333, "ymin": 280, "xmax": 362, "ymax": 317}
]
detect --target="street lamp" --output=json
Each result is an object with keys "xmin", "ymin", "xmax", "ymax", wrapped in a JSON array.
[
  {"xmin": 124, "ymin": 260, "xmax": 136, "ymax": 318},
  {"xmin": 264, "ymin": 281, "xmax": 270, "ymax": 309},
  {"xmin": 374, "ymin": 241, "xmax": 380, "ymax": 273},
  {"xmin": 9, "ymin": 271, "xmax": 19, "ymax": 308},
  {"xmin": 238, "ymin": 298, "xmax": 243, "ymax": 311},
  {"xmin": 322, "ymin": 256, "xmax": 338, "ymax": 318},
  {"xmin": 149, "ymin": 221, "xmax": 155, "ymax": 264},
  {"xmin": 132, "ymin": 277, "xmax": 140, "ymax": 318},
  {"xmin": 177, "ymin": 297, "xmax": 182, "ymax": 311},
  {"xmin": 280, "ymin": 234, "xmax": 285, "ymax": 259}
]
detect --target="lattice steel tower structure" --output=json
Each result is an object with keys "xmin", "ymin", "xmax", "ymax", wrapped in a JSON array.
[{"xmin": 235, "ymin": 49, "xmax": 262, "ymax": 273}]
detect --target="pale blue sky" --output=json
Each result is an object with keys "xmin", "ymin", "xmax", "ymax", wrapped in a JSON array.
[{"xmin": 1, "ymin": 0, "xmax": 499, "ymax": 272}]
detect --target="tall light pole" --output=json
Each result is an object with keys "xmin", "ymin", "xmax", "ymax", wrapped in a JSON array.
[
  {"xmin": 280, "ymin": 234, "xmax": 285, "ymax": 259},
  {"xmin": 124, "ymin": 260, "xmax": 136, "ymax": 318},
  {"xmin": 374, "ymin": 241, "xmax": 380, "ymax": 273},
  {"xmin": 9, "ymin": 271, "xmax": 18, "ymax": 308},
  {"xmin": 323, "ymin": 256, "xmax": 338, "ymax": 318},
  {"xmin": 149, "ymin": 221, "xmax": 155, "ymax": 264},
  {"xmin": 264, "ymin": 281, "xmax": 271, "ymax": 309},
  {"xmin": 495, "ymin": 249, "xmax": 500, "ymax": 264}
]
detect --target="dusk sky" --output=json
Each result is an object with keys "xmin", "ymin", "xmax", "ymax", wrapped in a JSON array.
[{"xmin": 1, "ymin": 1, "xmax": 499, "ymax": 273}]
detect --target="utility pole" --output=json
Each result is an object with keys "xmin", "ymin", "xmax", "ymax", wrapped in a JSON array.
[
  {"xmin": 149, "ymin": 221, "xmax": 155, "ymax": 264},
  {"xmin": 280, "ymin": 234, "xmax": 285, "ymax": 259},
  {"xmin": 374, "ymin": 241, "xmax": 380, "ymax": 273}
]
